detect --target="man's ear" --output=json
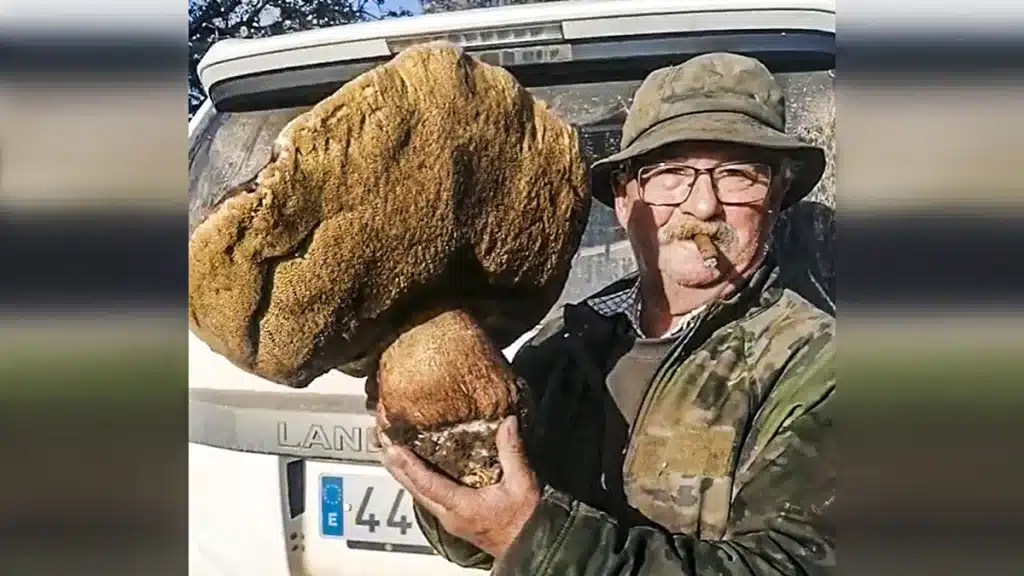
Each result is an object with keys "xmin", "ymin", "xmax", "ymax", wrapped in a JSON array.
[
  {"xmin": 612, "ymin": 178, "xmax": 631, "ymax": 230},
  {"xmin": 769, "ymin": 157, "xmax": 798, "ymax": 211}
]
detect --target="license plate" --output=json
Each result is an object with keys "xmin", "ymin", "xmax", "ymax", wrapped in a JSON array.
[{"xmin": 320, "ymin": 473, "xmax": 431, "ymax": 551}]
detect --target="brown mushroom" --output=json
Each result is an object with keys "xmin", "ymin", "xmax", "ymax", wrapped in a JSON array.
[{"xmin": 188, "ymin": 42, "xmax": 590, "ymax": 486}]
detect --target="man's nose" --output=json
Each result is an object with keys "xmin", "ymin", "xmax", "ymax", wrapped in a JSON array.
[{"xmin": 685, "ymin": 173, "xmax": 721, "ymax": 220}]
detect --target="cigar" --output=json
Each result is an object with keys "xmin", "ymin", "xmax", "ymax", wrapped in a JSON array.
[{"xmin": 693, "ymin": 233, "xmax": 718, "ymax": 269}]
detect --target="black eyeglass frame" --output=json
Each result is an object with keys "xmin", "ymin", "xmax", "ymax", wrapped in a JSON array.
[{"xmin": 613, "ymin": 159, "xmax": 774, "ymax": 207}]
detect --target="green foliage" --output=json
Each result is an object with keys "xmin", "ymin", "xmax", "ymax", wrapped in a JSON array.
[{"xmin": 188, "ymin": 0, "xmax": 413, "ymax": 116}]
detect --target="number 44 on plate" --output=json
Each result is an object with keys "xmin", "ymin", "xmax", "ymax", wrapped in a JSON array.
[{"xmin": 319, "ymin": 474, "xmax": 428, "ymax": 547}]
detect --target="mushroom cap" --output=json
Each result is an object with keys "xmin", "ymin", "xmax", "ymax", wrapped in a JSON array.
[{"xmin": 188, "ymin": 42, "xmax": 591, "ymax": 387}]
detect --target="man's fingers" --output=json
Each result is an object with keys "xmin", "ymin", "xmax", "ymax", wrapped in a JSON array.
[
  {"xmin": 383, "ymin": 445, "xmax": 464, "ymax": 511},
  {"xmin": 385, "ymin": 459, "xmax": 450, "ymax": 521},
  {"xmin": 496, "ymin": 416, "xmax": 531, "ymax": 483},
  {"xmin": 373, "ymin": 426, "xmax": 392, "ymax": 450},
  {"xmin": 374, "ymin": 402, "xmax": 391, "ymax": 429}
]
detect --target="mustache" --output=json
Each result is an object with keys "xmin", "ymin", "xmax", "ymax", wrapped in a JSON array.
[{"xmin": 658, "ymin": 217, "xmax": 737, "ymax": 249}]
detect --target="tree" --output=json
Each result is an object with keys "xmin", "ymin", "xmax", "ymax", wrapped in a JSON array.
[
  {"xmin": 422, "ymin": 0, "xmax": 563, "ymax": 14},
  {"xmin": 189, "ymin": 0, "xmax": 413, "ymax": 116}
]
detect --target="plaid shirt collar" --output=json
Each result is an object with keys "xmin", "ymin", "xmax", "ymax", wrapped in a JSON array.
[{"xmin": 586, "ymin": 273, "xmax": 706, "ymax": 339}]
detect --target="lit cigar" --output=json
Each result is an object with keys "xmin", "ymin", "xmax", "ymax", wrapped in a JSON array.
[{"xmin": 693, "ymin": 233, "xmax": 718, "ymax": 268}]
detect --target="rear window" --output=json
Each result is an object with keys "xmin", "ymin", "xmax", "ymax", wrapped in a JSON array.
[{"xmin": 189, "ymin": 70, "xmax": 834, "ymax": 309}]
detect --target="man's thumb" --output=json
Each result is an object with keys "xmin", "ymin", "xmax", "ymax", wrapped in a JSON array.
[{"xmin": 496, "ymin": 416, "xmax": 529, "ymax": 480}]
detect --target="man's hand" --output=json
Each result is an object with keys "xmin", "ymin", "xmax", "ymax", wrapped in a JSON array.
[{"xmin": 380, "ymin": 416, "xmax": 541, "ymax": 559}]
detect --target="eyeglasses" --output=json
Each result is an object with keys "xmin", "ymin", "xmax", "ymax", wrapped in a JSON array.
[{"xmin": 626, "ymin": 161, "xmax": 773, "ymax": 207}]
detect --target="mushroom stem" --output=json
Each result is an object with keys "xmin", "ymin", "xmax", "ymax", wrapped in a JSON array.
[{"xmin": 375, "ymin": 309, "xmax": 530, "ymax": 487}]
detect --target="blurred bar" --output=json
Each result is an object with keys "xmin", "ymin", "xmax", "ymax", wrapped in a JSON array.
[
  {"xmin": 840, "ymin": 3, "xmax": 1024, "ymax": 575},
  {"xmin": 0, "ymin": 2, "xmax": 187, "ymax": 575}
]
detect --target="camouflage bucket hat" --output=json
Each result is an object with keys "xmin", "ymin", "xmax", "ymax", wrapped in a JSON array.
[{"xmin": 590, "ymin": 52, "xmax": 826, "ymax": 210}]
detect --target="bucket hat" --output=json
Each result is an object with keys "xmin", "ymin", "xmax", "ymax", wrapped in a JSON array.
[{"xmin": 590, "ymin": 52, "xmax": 826, "ymax": 210}]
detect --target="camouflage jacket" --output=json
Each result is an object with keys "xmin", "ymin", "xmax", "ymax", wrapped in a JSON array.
[{"xmin": 414, "ymin": 256, "xmax": 836, "ymax": 575}]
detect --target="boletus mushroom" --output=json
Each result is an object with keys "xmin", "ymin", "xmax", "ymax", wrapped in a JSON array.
[{"xmin": 188, "ymin": 42, "xmax": 590, "ymax": 487}]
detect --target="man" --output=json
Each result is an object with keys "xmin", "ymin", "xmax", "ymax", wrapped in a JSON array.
[{"xmin": 381, "ymin": 52, "xmax": 835, "ymax": 575}]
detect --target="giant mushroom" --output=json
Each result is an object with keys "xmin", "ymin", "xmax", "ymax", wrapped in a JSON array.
[{"xmin": 188, "ymin": 43, "xmax": 590, "ymax": 487}]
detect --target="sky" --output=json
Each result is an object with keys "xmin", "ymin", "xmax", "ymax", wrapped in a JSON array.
[{"xmin": 384, "ymin": 0, "xmax": 424, "ymax": 15}]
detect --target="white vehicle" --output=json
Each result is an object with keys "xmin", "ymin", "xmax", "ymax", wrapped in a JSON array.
[{"xmin": 188, "ymin": 1, "xmax": 835, "ymax": 574}]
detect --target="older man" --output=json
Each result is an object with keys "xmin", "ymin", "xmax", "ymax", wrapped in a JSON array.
[{"xmin": 381, "ymin": 52, "xmax": 835, "ymax": 575}]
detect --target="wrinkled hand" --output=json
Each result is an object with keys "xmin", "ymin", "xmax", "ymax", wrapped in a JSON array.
[{"xmin": 379, "ymin": 416, "xmax": 541, "ymax": 560}]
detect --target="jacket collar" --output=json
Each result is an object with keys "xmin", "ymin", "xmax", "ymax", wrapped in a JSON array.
[
  {"xmin": 562, "ymin": 252, "xmax": 784, "ymax": 352},
  {"xmin": 580, "ymin": 251, "xmax": 782, "ymax": 319}
]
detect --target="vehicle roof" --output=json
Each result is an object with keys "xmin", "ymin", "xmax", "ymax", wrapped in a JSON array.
[{"xmin": 197, "ymin": 0, "xmax": 834, "ymax": 95}]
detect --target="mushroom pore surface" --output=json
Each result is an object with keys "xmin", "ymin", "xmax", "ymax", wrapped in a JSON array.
[
  {"xmin": 188, "ymin": 43, "xmax": 589, "ymax": 486},
  {"xmin": 188, "ymin": 42, "xmax": 590, "ymax": 389}
]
